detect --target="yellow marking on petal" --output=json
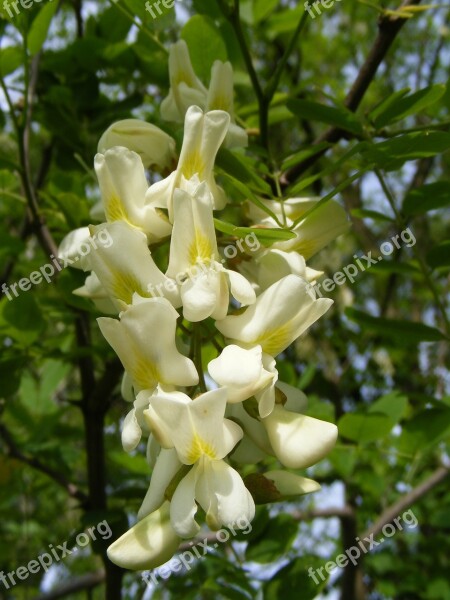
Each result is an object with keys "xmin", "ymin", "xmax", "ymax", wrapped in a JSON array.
[
  {"xmin": 132, "ymin": 356, "xmax": 161, "ymax": 390},
  {"xmin": 105, "ymin": 195, "xmax": 130, "ymax": 223},
  {"xmin": 182, "ymin": 149, "xmax": 205, "ymax": 180},
  {"xmin": 290, "ymin": 238, "xmax": 319, "ymax": 259},
  {"xmin": 111, "ymin": 272, "xmax": 151, "ymax": 304},
  {"xmin": 209, "ymin": 94, "xmax": 232, "ymax": 113},
  {"xmin": 173, "ymin": 72, "xmax": 195, "ymax": 87},
  {"xmin": 257, "ymin": 324, "xmax": 293, "ymax": 356},
  {"xmin": 187, "ymin": 434, "xmax": 216, "ymax": 463},
  {"xmin": 188, "ymin": 229, "xmax": 214, "ymax": 265}
]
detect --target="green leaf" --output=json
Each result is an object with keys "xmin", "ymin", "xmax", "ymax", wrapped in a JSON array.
[
  {"xmin": 266, "ymin": 5, "xmax": 304, "ymax": 39},
  {"xmin": 427, "ymin": 241, "xmax": 450, "ymax": 270},
  {"xmin": 1, "ymin": 294, "xmax": 45, "ymax": 345},
  {"xmin": 368, "ymin": 88, "xmax": 411, "ymax": 125},
  {"xmin": 108, "ymin": 452, "xmax": 150, "ymax": 476},
  {"xmin": 246, "ymin": 514, "xmax": 298, "ymax": 563},
  {"xmin": 0, "ymin": 46, "xmax": 23, "ymax": 77},
  {"xmin": 372, "ymin": 84, "xmax": 446, "ymax": 129},
  {"xmin": 345, "ymin": 308, "xmax": 447, "ymax": 343},
  {"xmin": 181, "ymin": 15, "xmax": 228, "ymax": 82},
  {"xmin": 27, "ymin": 1, "xmax": 58, "ymax": 56},
  {"xmin": 370, "ymin": 261, "xmax": 421, "ymax": 277},
  {"xmin": 403, "ymin": 181, "xmax": 450, "ymax": 216},
  {"xmin": 361, "ymin": 133, "xmax": 450, "ymax": 170},
  {"xmin": 351, "ymin": 208, "xmax": 395, "ymax": 223},
  {"xmin": 369, "ymin": 392, "xmax": 409, "ymax": 424},
  {"xmin": 338, "ymin": 412, "xmax": 394, "ymax": 443},
  {"xmin": 287, "ymin": 98, "xmax": 364, "ymax": 136},
  {"xmin": 214, "ymin": 218, "xmax": 296, "ymax": 245},
  {"xmin": 253, "ymin": 0, "xmax": 279, "ymax": 23},
  {"xmin": 0, "ymin": 357, "xmax": 26, "ymax": 398},
  {"xmin": 98, "ymin": 4, "xmax": 133, "ymax": 42},
  {"xmin": 265, "ymin": 557, "xmax": 328, "ymax": 599},
  {"xmin": 329, "ymin": 445, "xmax": 358, "ymax": 478},
  {"xmin": 281, "ymin": 142, "xmax": 333, "ymax": 171},
  {"xmin": 398, "ymin": 409, "xmax": 450, "ymax": 456},
  {"xmin": 216, "ymin": 148, "xmax": 272, "ymax": 195}
]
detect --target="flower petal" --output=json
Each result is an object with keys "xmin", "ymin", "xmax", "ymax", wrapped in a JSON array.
[
  {"xmin": 196, "ymin": 459, "xmax": 255, "ymax": 530},
  {"xmin": 138, "ymin": 449, "xmax": 183, "ymax": 520},
  {"xmin": 89, "ymin": 221, "xmax": 180, "ymax": 307},
  {"xmin": 170, "ymin": 464, "xmax": 201, "ymax": 538},
  {"xmin": 121, "ymin": 408, "xmax": 142, "ymax": 453},
  {"xmin": 98, "ymin": 299, "xmax": 198, "ymax": 391},
  {"xmin": 226, "ymin": 269, "xmax": 256, "ymax": 307},
  {"xmin": 264, "ymin": 470, "xmax": 321, "ymax": 496},
  {"xmin": 262, "ymin": 405, "xmax": 338, "ymax": 469},
  {"xmin": 216, "ymin": 274, "xmax": 333, "ymax": 356},
  {"xmin": 107, "ymin": 502, "xmax": 181, "ymax": 571},
  {"xmin": 97, "ymin": 119, "xmax": 177, "ymax": 172},
  {"xmin": 208, "ymin": 345, "xmax": 273, "ymax": 403}
]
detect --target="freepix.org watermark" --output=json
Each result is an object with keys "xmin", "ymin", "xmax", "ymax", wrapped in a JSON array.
[
  {"xmin": 1, "ymin": 229, "xmax": 113, "ymax": 302},
  {"xmin": 2, "ymin": 0, "xmax": 54, "ymax": 18},
  {"xmin": 142, "ymin": 515, "xmax": 252, "ymax": 587},
  {"xmin": 307, "ymin": 227, "xmax": 417, "ymax": 299},
  {"xmin": 0, "ymin": 520, "xmax": 112, "ymax": 591},
  {"xmin": 307, "ymin": 508, "xmax": 418, "ymax": 585},
  {"xmin": 144, "ymin": 0, "xmax": 182, "ymax": 19},
  {"xmin": 304, "ymin": 0, "xmax": 343, "ymax": 20}
]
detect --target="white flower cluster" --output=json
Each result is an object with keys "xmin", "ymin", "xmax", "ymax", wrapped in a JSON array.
[{"xmin": 59, "ymin": 41, "xmax": 349, "ymax": 571}]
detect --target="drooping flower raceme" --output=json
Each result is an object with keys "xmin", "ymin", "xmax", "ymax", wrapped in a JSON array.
[{"xmin": 59, "ymin": 38, "xmax": 349, "ymax": 574}]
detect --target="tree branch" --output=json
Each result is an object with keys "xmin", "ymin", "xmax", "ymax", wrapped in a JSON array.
[{"xmin": 281, "ymin": 0, "xmax": 424, "ymax": 187}]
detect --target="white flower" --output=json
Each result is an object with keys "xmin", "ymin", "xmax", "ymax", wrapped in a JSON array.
[
  {"xmin": 206, "ymin": 61, "xmax": 248, "ymax": 148},
  {"xmin": 208, "ymin": 344, "xmax": 278, "ymax": 417},
  {"xmin": 97, "ymin": 119, "xmax": 177, "ymax": 172},
  {"xmin": 138, "ymin": 447, "xmax": 183, "ymax": 520},
  {"xmin": 247, "ymin": 198, "xmax": 350, "ymax": 259},
  {"xmin": 73, "ymin": 272, "xmax": 117, "ymax": 315},
  {"xmin": 161, "ymin": 43, "xmax": 247, "ymax": 149},
  {"xmin": 97, "ymin": 298, "xmax": 198, "ymax": 394},
  {"xmin": 262, "ymin": 405, "xmax": 338, "ymax": 469},
  {"xmin": 58, "ymin": 227, "xmax": 92, "ymax": 271},
  {"xmin": 166, "ymin": 182, "xmax": 255, "ymax": 322},
  {"xmin": 215, "ymin": 274, "xmax": 333, "ymax": 356},
  {"xmin": 88, "ymin": 221, "xmax": 180, "ymax": 309},
  {"xmin": 161, "ymin": 40, "xmax": 208, "ymax": 122},
  {"xmin": 94, "ymin": 146, "xmax": 172, "ymax": 242},
  {"xmin": 144, "ymin": 388, "xmax": 255, "ymax": 537},
  {"xmin": 146, "ymin": 106, "xmax": 230, "ymax": 220},
  {"xmin": 107, "ymin": 501, "xmax": 181, "ymax": 571},
  {"xmin": 248, "ymin": 249, "xmax": 323, "ymax": 293}
]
